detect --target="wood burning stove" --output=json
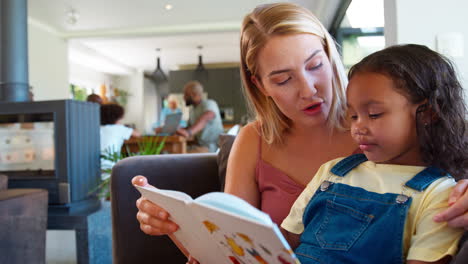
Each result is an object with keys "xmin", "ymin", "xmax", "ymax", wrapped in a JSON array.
[{"xmin": 0, "ymin": 100, "xmax": 101, "ymax": 213}]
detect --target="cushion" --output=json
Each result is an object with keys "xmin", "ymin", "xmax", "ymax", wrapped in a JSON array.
[
  {"xmin": 452, "ymin": 232, "xmax": 468, "ymax": 264},
  {"xmin": 0, "ymin": 174, "xmax": 7, "ymax": 190},
  {"xmin": 217, "ymin": 134, "xmax": 236, "ymax": 191}
]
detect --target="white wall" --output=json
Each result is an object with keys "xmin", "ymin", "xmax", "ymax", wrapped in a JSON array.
[
  {"xmin": 112, "ymin": 73, "xmax": 162, "ymax": 134},
  {"xmin": 28, "ymin": 23, "xmax": 69, "ymax": 100},
  {"xmin": 384, "ymin": 0, "xmax": 468, "ymax": 101},
  {"xmin": 142, "ymin": 78, "xmax": 160, "ymax": 134},
  {"xmin": 69, "ymin": 62, "xmax": 114, "ymax": 93},
  {"xmin": 113, "ymin": 71, "xmax": 145, "ymax": 132}
]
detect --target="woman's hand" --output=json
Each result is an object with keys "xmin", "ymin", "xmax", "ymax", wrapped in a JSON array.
[
  {"xmin": 434, "ymin": 179, "xmax": 468, "ymax": 229},
  {"xmin": 133, "ymin": 176, "xmax": 200, "ymax": 263},
  {"xmin": 133, "ymin": 175, "xmax": 179, "ymax": 235}
]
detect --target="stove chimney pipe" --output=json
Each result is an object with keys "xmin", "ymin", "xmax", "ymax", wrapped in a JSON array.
[{"xmin": 0, "ymin": 0, "xmax": 30, "ymax": 102}]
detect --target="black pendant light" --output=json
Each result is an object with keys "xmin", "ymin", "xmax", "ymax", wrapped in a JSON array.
[
  {"xmin": 195, "ymin": 45, "xmax": 206, "ymax": 72},
  {"xmin": 152, "ymin": 48, "xmax": 168, "ymax": 84},
  {"xmin": 193, "ymin": 45, "xmax": 208, "ymax": 81}
]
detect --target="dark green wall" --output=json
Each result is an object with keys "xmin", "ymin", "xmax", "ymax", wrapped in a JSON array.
[{"xmin": 168, "ymin": 67, "xmax": 248, "ymax": 124}]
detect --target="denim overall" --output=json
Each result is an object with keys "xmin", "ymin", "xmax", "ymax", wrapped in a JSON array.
[{"xmin": 295, "ymin": 154, "xmax": 447, "ymax": 264}]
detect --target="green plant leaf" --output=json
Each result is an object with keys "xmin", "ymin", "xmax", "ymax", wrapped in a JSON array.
[{"xmin": 93, "ymin": 137, "xmax": 167, "ymax": 200}]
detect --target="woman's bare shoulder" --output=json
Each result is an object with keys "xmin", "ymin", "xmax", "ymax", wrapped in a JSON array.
[
  {"xmin": 235, "ymin": 121, "xmax": 261, "ymax": 144},
  {"xmin": 225, "ymin": 121, "xmax": 262, "ymax": 206},
  {"xmin": 228, "ymin": 121, "xmax": 265, "ymax": 170}
]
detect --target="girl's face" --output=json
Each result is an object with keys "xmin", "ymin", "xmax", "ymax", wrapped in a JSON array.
[
  {"xmin": 254, "ymin": 34, "xmax": 333, "ymax": 128},
  {"xmin": 347, "ymin": 72, "xmax": 423, "ymax": 166}
]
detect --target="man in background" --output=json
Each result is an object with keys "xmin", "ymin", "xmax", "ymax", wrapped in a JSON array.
[{"xmin": 177, "ymin": 81, "xmax": 223, "ymax": 153}]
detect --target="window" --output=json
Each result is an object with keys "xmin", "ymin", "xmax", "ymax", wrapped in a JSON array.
[{"xmin": 336, "ymin": 0, "xmax": 385, "ymax": 71}]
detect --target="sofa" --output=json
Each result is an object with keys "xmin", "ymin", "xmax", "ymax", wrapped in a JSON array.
[
  {"xmin": 0, "ymin": 174, "xmax": 48, "ymax": 264},
  {"xmin": 110, "ymin": 146, "xmax": 468, "ymax": 264},
  {"xmin": 111, "ymin": 153, "xmax": 221, "ymax": 264}
]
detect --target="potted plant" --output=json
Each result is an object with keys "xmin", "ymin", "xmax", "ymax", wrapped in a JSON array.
[{"xmin": 91, "ymin": 136, "xmax": 167, "ymax": 200}]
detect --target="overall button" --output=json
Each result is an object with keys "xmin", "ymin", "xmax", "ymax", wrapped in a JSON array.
[
  {"xmin": 396, "ymin": 194, "xmax": 409, "ymax": 204},
  {"xmin": 320, "ymin": 181, "xmax": 332, "ymax": 191}
]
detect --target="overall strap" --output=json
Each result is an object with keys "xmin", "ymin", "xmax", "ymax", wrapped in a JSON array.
[
  {"xmin": 331, "ymin": 154, "xmax": 368, "ymax": 177},
  {"xmin": 405, "ymin": 167, "xmax": 448, "ymax": 191}
]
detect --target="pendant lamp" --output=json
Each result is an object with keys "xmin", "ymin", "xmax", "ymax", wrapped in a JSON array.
[
  {"xmin": 193, "ymin": 45, "xmax": 208, "ymax": 81},
  {"xmin": 152, "ymin": 48, "xmax": 168, "ymax": 84},
  {"xmin": 195, "ymin": 45, "xmax": 206, "ymax": 72}
]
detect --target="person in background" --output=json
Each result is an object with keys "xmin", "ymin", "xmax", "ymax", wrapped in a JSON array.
[
  {"xmin": 153, "ymin": 95, "xmax": 186, "ymax": 133},
  {"xmin": 100, "ymin": 103, "xmax": 140, "ymax": 170},
  {"xmin": 176, "ymin": 81, "xmax": 223, "ymax": 153},
  {"xmin": 87, "ymin": 93, "xmax": 103, "ymax": 105}
]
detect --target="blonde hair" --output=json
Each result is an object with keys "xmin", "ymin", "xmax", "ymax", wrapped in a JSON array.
[
  {"xmin": 240, "ymin": 3, "xmax": 348, "ymax": 144},
  {"xmin": 183, "ymin": 80, "xmax": 204, "ymax": 96}
]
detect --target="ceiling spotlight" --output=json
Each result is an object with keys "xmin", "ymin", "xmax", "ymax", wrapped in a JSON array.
[
  {"xmin": 165, "ymin": 4, "xmax": 173, "ymax": 10},
  {"xmin": 66, "ymin": 8, "xmax": 80, "ymax": 25}
]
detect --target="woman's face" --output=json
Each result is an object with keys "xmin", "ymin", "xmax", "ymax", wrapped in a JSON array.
[{"xmin": 254, "ymin": 34, "xmax": 333, "ymax": 128}]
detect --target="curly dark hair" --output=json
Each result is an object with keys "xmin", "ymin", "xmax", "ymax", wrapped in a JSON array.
[
  {"xmin": 100, "ymin": 103, "xmax": 125, "ymax": 125},
  {"xmin": 87, "ymin": 93, "xmax": 103, "ymax": 105},
  {"xmin": 348, "ymin": 44, "xmax": 467, "ymax": 180}
]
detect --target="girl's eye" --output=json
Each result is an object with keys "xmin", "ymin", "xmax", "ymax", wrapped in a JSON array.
[
  {"xmin": 369, "ymin": 113, "xmax": 382, "ymax": 119},
  {"xmin": 347, "ymin": 112, "xmax": 358, "ymax": 120}
]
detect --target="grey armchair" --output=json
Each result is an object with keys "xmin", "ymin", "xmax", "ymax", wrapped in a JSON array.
[
  {"xmin": 0, "ymin": 174, "xmax": 48, "ymax": 264},
  {"xmin": 111, "ymin": 153, "xmax": 221, "ymax": 264},
  {"xmin": 110, "ymin": 153, "xmax": 468, "ymax": 264}
]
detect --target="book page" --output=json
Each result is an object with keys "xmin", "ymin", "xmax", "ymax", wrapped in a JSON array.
[
  {"xmin": 195, "ymin": 192, "xmax": 272, "ymax": 224},
  {"xmin": 135, "ymin": 185, "xmax": 225, "ymax": 263},
  {"xmin": 191, "ymin": 192, "xmax": 298, "ymax": 264}
]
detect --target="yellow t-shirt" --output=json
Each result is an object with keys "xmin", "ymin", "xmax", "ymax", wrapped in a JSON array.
[{"xmin": 281, "ymin": 157, "xmax": 463, "ymax": 262}]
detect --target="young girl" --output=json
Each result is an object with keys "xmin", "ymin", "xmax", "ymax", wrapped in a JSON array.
[{"xmin": 281, "ymin": 44, "xmax": 467, "ymax": 264}]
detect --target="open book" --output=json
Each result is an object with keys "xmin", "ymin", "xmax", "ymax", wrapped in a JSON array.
[{"xmin": 135, "ymin": 185, "xmax": 299, "ymax": 264}]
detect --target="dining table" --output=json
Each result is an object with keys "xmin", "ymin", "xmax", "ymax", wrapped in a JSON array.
[{"xmin": 122, "ymin": 135, "xmax": 187, "ymax": 154}]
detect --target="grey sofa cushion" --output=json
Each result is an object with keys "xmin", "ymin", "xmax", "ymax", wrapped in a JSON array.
[
  {"xmin": 0, "ymin": 187, "xmax": 48, "ymax": 264},
  {"xmin": 217, "ymin": 134, "xmax": 236, "ymax": 191},
  {"xmin": 111, "ymin": 153, "xmax": 219, "ymax": 264},
  {"xmin": 452, "ymin": 233, "xmax": 468, "ymax": 264},
  {"xmin": 0, "ymin": 174, "xmax": 7, "ymax": 190}
]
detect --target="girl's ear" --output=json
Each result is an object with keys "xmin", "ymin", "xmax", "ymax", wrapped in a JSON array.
[
  {"xmin": 416, "ymin": 101, "xmax": 438, "ymax": 124},
  {"xmin": 251, "ymin": 75, "xmax": 269, "ymax": 97}
]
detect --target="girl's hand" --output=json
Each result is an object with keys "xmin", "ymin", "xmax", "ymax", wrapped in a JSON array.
[
  {"xmin": 434, "ymin": 179, "xmax": 468, "ymax": 229},
  {"xmin": 133, "ymin": 175, "xmax": 179, "ymax": 235}
]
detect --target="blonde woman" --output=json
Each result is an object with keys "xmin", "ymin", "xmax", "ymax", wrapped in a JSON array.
[{"xmin": 134, "ymin": 2, "xmax": 468, "ymax": 261}]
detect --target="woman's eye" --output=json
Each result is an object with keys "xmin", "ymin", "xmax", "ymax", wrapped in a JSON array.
[
  {"xmin": 276, "ymin": 77, "xmax": 291, "ymax": 86},
  {"xmin": 369, "ymin": 113, "xmax": 382, "ymax": 119},
  {"xmin": 307, "ymin": 61, "xmax": 323, "ymax": 71}
]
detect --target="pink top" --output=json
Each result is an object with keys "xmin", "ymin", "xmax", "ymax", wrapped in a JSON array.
[
  {"xmin": 255, "ymin": 136, "xmax": 305, "ymax": 226},
  {"xmin": 255, "ymin": 133, "xmax": 360, "ymax": 225}
]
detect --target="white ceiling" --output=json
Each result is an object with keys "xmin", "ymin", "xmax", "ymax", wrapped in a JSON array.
[{"xmin": 28, "ymin": 0, "xmax": 346, "ymax": 75}]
